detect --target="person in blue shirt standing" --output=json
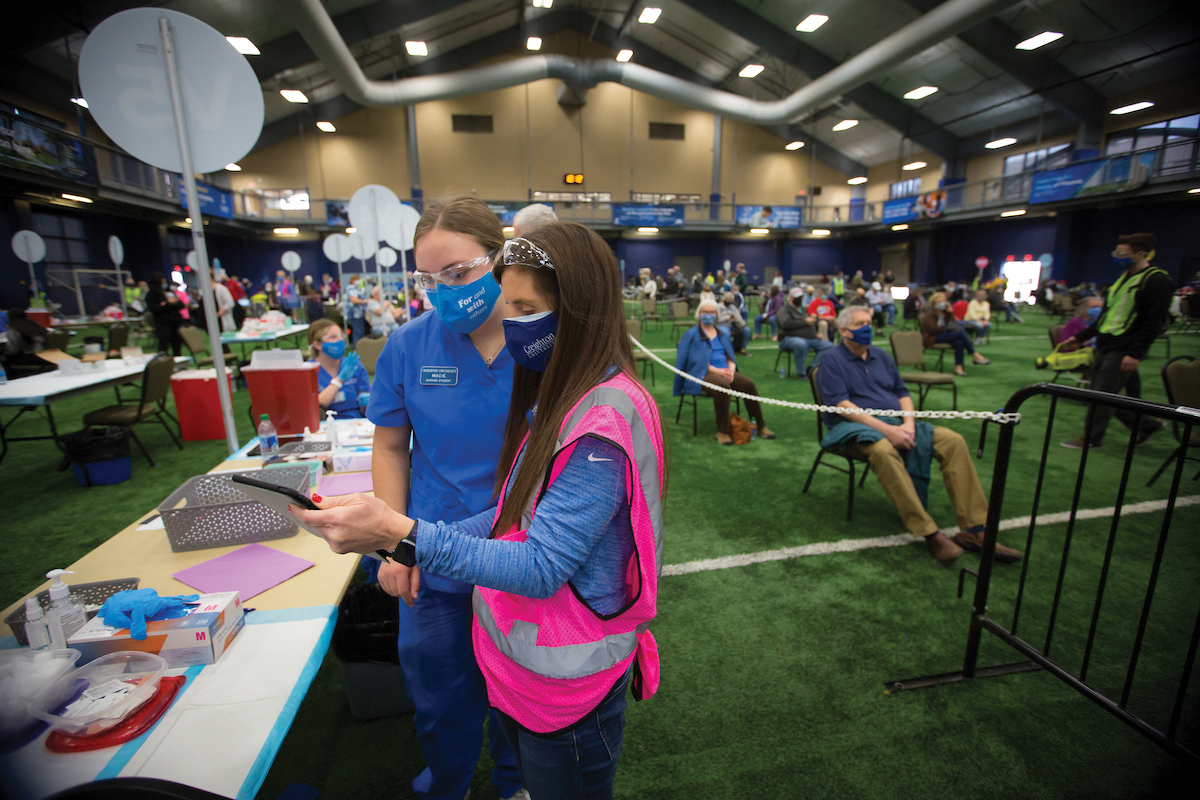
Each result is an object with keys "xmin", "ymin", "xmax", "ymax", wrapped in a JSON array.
[
  {"xmin": 366, "ymin": 197, "xmax": 525, "ymax": 800},
  {"xmin": 307, "ymin": 319, "xmax": 370, "ymax": 418},
  {"xmin": 343, "ymin": 274, "xmax": 369, "ymax": 344}
]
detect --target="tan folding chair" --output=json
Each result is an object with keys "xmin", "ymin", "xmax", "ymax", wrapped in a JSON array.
[
  {"xmin": 890, "ymin": 330, "xmax": 956, "ymax": 410},
  {"xmin": 670, "ymin": 301, "xmax": 692, "ymax": 342},
  {"xmin": 640, "ymin": 299, "xmax": 663, "ymax": 331},
  {"xmin": 83, "ymin": 354, "xmax": 183, "ymax": 466},
  {"xmin": 354, "ymin": 335, "xmax": 388, "ymax": 378},
  {"xmin": 179, "ymin": 325, "xmax": 215, "ymax": 368},
  {"xmin": 800, "ymin": 364, "xmax": 871, "ymax": 521},
  {"xmin": 626, "ymin": 318, "xmax": 655, "ymax": 386},
  {"xmin": 1147, "ymin": 356, "xmax": 1200, "ymax": 487}
]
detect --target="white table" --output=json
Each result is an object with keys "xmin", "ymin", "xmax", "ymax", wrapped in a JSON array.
[{"xmin": 220, "ymin": 325, "xmax": 309, "ymax": 361}]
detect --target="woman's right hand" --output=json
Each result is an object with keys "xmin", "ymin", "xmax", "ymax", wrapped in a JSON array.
[{"xmin": 378, "ymin": 560, "xmax": 421, "ymax": 606}]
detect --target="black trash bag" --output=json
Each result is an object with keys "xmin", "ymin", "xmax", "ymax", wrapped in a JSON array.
[
  {"xmin": 58, "ymin": 426, "xmax": 131, "ymax": 466},
  {"xmin": 332, "ymin": 582, "xmax": 400, "ymax": 664},
  {"xmin": 83, "ymin": 335, "xmax": 106, "ymax": 347}
]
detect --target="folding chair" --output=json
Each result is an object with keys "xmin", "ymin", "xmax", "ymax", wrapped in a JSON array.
[
  {"xmin": 354, "ymin": 335, "xmax": 388, "ymax": 378},
  {"xmin": 626, "ymin": 318, "xmax": 655, "ymax": 386},
  {"xmin": 801, "ymin": 364, "xmax": 871, "ymax": 521},
  {"xmin": 640, "ymin": 299, "xmax": 663, "ymax": 332},
  {"xmin": 1147, "ymin": 355, "xmax": 1200, "ymax": 487},
  {"xmin": 890, "ymin": 331, "xmax": 956, "ymax": 410},
  {"xmin": 82, "ymin": 354, "xmax": 183, "ymax": 466}
]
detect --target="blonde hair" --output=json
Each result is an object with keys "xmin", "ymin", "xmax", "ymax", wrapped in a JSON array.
[{"xmin": 307, "ymin": 318, "xmax": 340, "ymax": 358}]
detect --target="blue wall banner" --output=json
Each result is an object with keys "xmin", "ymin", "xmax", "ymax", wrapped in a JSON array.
[
  {"xmin": 612, "ymin": 203, "xmax": 685, "ymax": 227},
  {"xmin": 325, "ymin": 200, "xmax": 350, "ymax": 226},
  {"xmin": 1028, "ymin": 152, "xmax": 1155, "ymax": 204},
  {"xmin": 734, "ymin": 205, "xmax": 802, "ymax": 228},
  {"xmin": 0, "ymin": 112, "xmax": 95, "ymax": 183},
  {"xmin": 178, "ymin": 179, "xmax": 235, "ymax": 219},
  {"xmin": 882, "ymin": 191, "xmax": 946, "ymax": 223}
]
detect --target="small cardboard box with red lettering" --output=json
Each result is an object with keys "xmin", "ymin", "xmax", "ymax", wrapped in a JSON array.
[{"xmin": 68, "ymin": 591, "xmax": 244, "ymax": 668}]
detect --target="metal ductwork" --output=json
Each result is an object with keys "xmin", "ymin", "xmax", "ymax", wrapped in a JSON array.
[{"xmin": 288, "ymin": 0, "xmax": 1015, "ymax": 126}]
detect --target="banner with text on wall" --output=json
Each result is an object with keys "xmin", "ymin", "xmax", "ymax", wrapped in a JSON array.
[
  {"xmin": 178, "ymin": 178, "xmax": 235, "ymax": 219},
  {"xmin": 612, "ymin": 203, "xmax": 685, "ymax": 227},
  {"xmin": 1028, "ymin": 151, "xmax": 1155, "ymax": 204},
  {"xmin": 734, "ymin": 205, "xmax": 802, "ymax": 228},
  {"xmin": 881, "ymin": 190, "xmax": 946, "ymax": 224}
]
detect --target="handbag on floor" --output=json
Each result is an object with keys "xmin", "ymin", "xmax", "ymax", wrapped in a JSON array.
[{"xmin": 729, "ymin": 414, "xmax": 753, "ymax": 445}]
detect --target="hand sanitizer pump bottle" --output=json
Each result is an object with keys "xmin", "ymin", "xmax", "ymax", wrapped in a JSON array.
[{"xmin": 44, "ymin": 569, "xmax": 87, "ymax": 648}]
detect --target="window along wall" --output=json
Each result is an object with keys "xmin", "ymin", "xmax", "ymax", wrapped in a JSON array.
[{"xmin": 1105, "ymin": 114, "xmax": 1200, "ymax": 174}]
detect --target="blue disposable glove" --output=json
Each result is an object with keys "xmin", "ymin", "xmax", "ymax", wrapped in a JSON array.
[
  {"xmin": 98, "ymin": 589, "xmax": 199, "ymax": 640},
  {"xmin": 337, "ymin": 353, "xmax": 360, "ymax": 382},
  {"xmin": 357, "ymin": 391, "xmax": 371, "ymax": 407}
]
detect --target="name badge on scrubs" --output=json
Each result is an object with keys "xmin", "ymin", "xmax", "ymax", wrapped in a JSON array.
[
  {"xmin": 335, "ymin": 391, "xmax": 346, "ymax": 403},
  {"xmin": 420, "ymin": 366, "xmax": 458, "ymax": 386}
]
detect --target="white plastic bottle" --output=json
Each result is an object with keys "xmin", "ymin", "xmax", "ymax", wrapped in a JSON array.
[
  {"xmin": 325, "ymin": 409, "xmax": 339, "ymax": 450},
  {"xmin": 44, "ymin": 570, "xmax": 87, "ymax": 648},
  {"xmin": 24, "ymin": 598, "xmax": 51, "ymax": 649},
  {"xmin": 258, "ymin": 414, "xmax": 279, "ymax": 461}
]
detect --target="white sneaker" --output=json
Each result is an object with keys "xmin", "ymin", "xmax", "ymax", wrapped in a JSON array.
[{"xmin": 502, "ymin": 790, "xmax": 532, "ymax": 800}]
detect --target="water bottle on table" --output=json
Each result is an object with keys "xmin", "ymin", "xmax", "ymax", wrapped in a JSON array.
[{"xmin": 258, "ymin": 414, "xmax": 279, "ymax": 461}]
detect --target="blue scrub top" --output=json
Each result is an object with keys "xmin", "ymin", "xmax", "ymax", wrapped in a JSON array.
[
  {"xmin": 367, "ymin": 311, "xmax": 514, "ymax": 594},
  {"xmin": 315, "ymin": 360, "xmax": 371, "ymax": 419}
]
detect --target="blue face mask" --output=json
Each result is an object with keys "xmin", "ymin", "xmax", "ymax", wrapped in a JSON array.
[
  {"xmin": 430, "ymin": 271, "xmax": 502, "ymax": 334},
  {"xmin": 699, "ymin": 313, "xmax": 718, "ymax": 326},
  {"xmin": 1113, "ymin": 255, "xmax": 1135, "ymax": 268},
  {"xmin": 1086, "ymin": 306, "xmax": 1102, "ymax": 321},
  {"xmin": 321, "ymin": 340, "xmax": 346, "ymax": 359},
  {"xmin": 848, "ymin": 324, "xmax": 873, "ymax": 346},
  {"xmin": 503, "ymin": 311, "xmax": 559, "ymax": 372}
]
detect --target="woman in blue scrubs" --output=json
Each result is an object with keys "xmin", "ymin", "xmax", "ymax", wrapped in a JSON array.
[
  {"xmin": 366, "ymin": 198, "xmax": 524, "ymax": 800},
  {"xmin": 307, "ymin": 319, "xmax": 370, "ymax": 418}
]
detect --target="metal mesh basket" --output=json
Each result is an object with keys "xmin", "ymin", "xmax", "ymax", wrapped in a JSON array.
[
  {"xmin": 4, "ymin": 578, "xmax": 140, "ymax": 647},
  {"xmin": 157, "ymin": 467, "xmax": 311, "ymax": 552}
]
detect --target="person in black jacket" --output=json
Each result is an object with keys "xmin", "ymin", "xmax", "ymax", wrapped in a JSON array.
[
  {"xmin": 145, "ymin": 272, "xmax": 184, "ymax": 356},
  {"xmin": 777, "ymin": 286, "xmax": 834, "ymax": 376},
  {"xmin": 1061, "ymin": 232, "xmax": 1173, "ymax": 450}
]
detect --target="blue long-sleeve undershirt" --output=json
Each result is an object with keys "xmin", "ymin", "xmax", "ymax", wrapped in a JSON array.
[{"xmin": 415, "ymin": 436, "xmax": 635, "ymax": 616}]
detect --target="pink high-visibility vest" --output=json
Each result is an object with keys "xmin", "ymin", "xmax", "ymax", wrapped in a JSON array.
[{"xmin": 472, "ymin": 371, "xmax": 664, "ymax": 734}]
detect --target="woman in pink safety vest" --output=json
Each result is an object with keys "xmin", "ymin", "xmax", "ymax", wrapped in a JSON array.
[{"xmin": 296, "ymin": 222, "xmax": 667, "ymax": 800}]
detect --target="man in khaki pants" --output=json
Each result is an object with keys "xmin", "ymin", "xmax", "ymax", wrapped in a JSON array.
[{"xmin": 815, "ymin": 306, "xmax": 1022, "ymax": 567}]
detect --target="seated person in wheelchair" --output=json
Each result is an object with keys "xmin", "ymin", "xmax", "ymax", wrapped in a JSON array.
[
  {"xmin": 815, "ymin": 306, "xmax": 1021, "ymax": 567},
  {"xmin": 675, "ymin": 299, "xmax": 775, "ymax": 445}
]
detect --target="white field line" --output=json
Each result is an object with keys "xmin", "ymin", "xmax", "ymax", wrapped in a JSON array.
[{"xmin": 662, "ymin": 495, "xmax": 1200, "ymax": 577}]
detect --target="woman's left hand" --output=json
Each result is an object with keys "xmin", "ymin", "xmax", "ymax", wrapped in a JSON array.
[{"xmin": 290, "ymin": 493, "xmax": 410, "ymax": 555}]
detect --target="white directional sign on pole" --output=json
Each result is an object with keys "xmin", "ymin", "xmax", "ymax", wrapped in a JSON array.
[
  {"xmin": 323, "ymin": 234, "xmax": 351, "ymax": 264},
  {"xmin": 281, "ymin": 251, "xmax": 302, "ymax": 272},
  {"xmin": 108, "ymin": 236, "xmax": 128, "ymax": 316},
  {"xmin": 376, "ymin": 247, "xmax": 398, "ymax": 268},
  {"xmin": 12, "ymin": 230, "xmax": 47, "ymax": 299}
]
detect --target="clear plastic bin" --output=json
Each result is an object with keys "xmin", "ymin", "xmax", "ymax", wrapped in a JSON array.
[{"xmin": 29, "ymin": 651, "xmax": 168, "ymax": 735}]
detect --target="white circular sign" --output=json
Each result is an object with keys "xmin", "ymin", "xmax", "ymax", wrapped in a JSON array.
[
  {"xmin": 108, "ymin": 235, "xmax": 125, "ymax": 266},
  {"xmin": 11, "ymin": 230, "xmax": 46, "ymax": 263},
  {"xmin": 281, "ymin": 251, "xmax": 302, "ymax": 272},
  {"xmin": 384, "ymin": 204, "xmax": 422, "ymax": 252},
  {"xmin": 346, "ymin": 232, "xmax": 377, "ymax": 261},
  {"xmin": 348, "ymin": 185, "xmax": 401, "ymax": 244},
  {"xmin": 322, "ymin": 234, "xmax": 351, "ymax": 264},
  {"xmin": 376, "ymin": 247, "xmax": 398, "ymax": 268},
  {"xmin": 78, "ymin": 8, "xmax": 265, "ymax": 175}
]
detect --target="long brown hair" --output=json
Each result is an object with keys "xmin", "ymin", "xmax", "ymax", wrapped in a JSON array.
[
  {"xmin": 491, "ymin": 222, "xmax": 666, "ymax": 536},
  {"xmin": 414, "ymin": 196, "xmax": 505, "ymax": 252}
]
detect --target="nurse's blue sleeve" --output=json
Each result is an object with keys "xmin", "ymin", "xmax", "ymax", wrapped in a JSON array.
[
  {"xmin": 415, "ymin": 438, "xmax": 627, "ymax": 598},
  {"xmin": 366, "ymin": 334, "xmax": 408, "ymax": 427}
]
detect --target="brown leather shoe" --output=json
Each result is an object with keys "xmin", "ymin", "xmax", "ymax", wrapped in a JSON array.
[
  {"xmin": 716, "ymin": 433, "xmax": 733, "ymax": 445},
  {"xmin": 925, "ymin": 532, "xmax": 963, "ymax": 567},
  {"xmin": 758, "ymin": 428, "xmax": 776, "ymax": 439},
  {"xmin": 953, "ymin": 529, "xmax": 1022, "ymax": 563}
]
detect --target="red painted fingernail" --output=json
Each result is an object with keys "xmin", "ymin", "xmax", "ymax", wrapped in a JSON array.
[{"xmin": 311, "ymin": 493, "xmax": 322, "ymax": 502}]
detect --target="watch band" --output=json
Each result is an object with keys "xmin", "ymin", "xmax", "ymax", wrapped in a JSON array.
[{"xmin": 384, "ymin": 527, "xmax": 418, "ymax": 567}]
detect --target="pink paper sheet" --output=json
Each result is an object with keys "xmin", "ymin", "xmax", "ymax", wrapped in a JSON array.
[
  {"xmin": 316, "ymin": 471, "xmax": 374, "ymax": 496},
  {"xmin": 172, "ymin": 543, "xmax": 314, "ymax": 600}
]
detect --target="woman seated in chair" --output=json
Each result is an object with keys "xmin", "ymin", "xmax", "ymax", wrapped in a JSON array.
[
  {"xmin": 308, "ymin": 319, "xmax": 371, "ymax": 419},
  {"xmin": 3, "ymin": 309, "xmax": 55, "ymax": 376},
  {"xmin": 920, "ymin": 292, "xmax": 991, "ymax": 377},
  {"xmin": 674, "ymin": 299, "xmax": 775, "ymax": 445},
  {"xmin": 963, "ymin": 290, "xmax": 992, "ymax": 344}
]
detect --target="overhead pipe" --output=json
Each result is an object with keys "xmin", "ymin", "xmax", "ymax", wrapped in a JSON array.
[{"xmin": 288, "ymin": 0, "xmax": 1015, "ymax": 126}]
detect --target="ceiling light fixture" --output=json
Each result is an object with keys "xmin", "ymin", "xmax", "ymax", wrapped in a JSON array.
[
  {"xmin": 316, "ymin": 121, "xmax": 336, "ymax": 132},
  {"xmin": 503, "ymin": 226, "xmax": 515, "ymax": 234},
  {"xmin": 903, "ymin": 86, "xmax": 938, "ymax": 100},
  {"xmin": 526, "ymin": 37, "xmax": 542, "ymax": 50},
  {"xmin": 1189, "ymin": 188, "xmax": 1200, "ymax": 194},
  {"xmin": 1015, "ymin": 31, "xmax": 1063, "ymax": 51},
  {"xmin": 184, "ymin": 218, "xmax": 192, "ymax": 224},
  {"xmin": 1000, "ymin": 209, "xmax": 1026, "ymax": 217},
  {"xmin": 274, "ymin": 227, "xmax": 300, "ymax": 235},
  {"xmin": 532, "ymin": 0, "xmax": 553, "ymax": 7},
  {"xmin": 985, "ymin": 137, "xmax": 1018, "ymax": 149},
  {"xmin": 280, "ymin": 89, "xmax": 308, "ymax": 103},
  {"xmin": 739, "ymin": 64, "xmax": 765, "ymax": 78},
  {"xmin": 61, "ymin": 193, "xmax": 93, "ymax": 203},
  {"xmin": 892, "ymin": 224, "xmax": 909, "ymax": 231},
  {"xmin": 638, "ymin": 8, "xmax": 662, "ymax": 24},
  {"xmin": 637, "ymin": 227, "xmax": 658, "ymax": 233},
  {"xmin": 226, "ymin": 36, "xmax": 260, "ymax": 55},
  {"xmin": 70, "ymin": 97, "xmax": 89, "ymax": 109},
  {"xmin": 1110, "ymin": 101, "xmax": 1154, "ymax": 115},
  {"xmin": 616, "ymin": 49, "xmax": 633, "ymax": 62},
  {"xmin": 405, "ymin": 41, "xmax": 428, "ymax": 56},
  {"xmin": 847, "ymin": 177, "xmax": 868, "ymax": 185},
  {"xmin": 811, "ymin": 229, "xmax": 831, "ymax": 236},
  {"xmin": 796, "ymin": 14, "xmax": 828, "ymax": 32},
  {"xmin": 785, "ymin": 141, "xmax": 805, "ymax": 150},
  {"xmin": 902, "ymin": 161, "xmax": 927, "ymax": 170},
  {"xmin": 345, "ymin": 227, "xmax": 356, "ymax": 233},
  {"xmin": 750, "ymin": 228, "xmax": 769, "ymax": 235},
  {"xmin": 832, "ymin": 119, "xmax": 858, "ymax": 131},
  {"xmin": 224, "ymin": 163, "xmax": 242, "ymax": 171}
]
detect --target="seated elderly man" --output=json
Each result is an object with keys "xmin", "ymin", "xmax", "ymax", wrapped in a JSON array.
[
  {"xmin": 816, "ymin": 306, "xmax": 1021, "ymax": 567},
  {"xmin": 777, "ymin": 286, "xmax": 834, "ymax": 376},
  {"xmin": 676, "ymin": 298, "xmax": 775, "ymax": 445}
]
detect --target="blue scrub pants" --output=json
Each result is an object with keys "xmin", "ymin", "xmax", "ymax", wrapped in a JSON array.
[{"xmin": 397, "ymin": 588, "xmax": 522, "ymax": 800}]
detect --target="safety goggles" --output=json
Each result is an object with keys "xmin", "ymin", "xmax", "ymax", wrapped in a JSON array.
[
  {"xmin": 413, "ymin": 252, "xmax": 495, "ymax": 292},
  {"xmin": 495, "ymin": 237, "xmax": 556, "ymax": 271}
]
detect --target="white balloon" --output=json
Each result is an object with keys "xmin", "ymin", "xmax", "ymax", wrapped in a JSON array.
[
  {"xmin": 11, "ymin": 230, "xmax": 46, "ymax": 263},
  {"xmin": 108, "ymin": 235, "xmax": 125, "ymax": 266},
  {"xmin": 323, "ymin": 233, "xmax": 351, "ymax": 264},
  {"xmin": 383, "ymin": 204, "xmax": 422, "ymax": 252},
  {"xmin": 78, "ymin": 8, "xmax": 264, "ymax": 175},
  {"xmin": 376, "ymin": 247, "xmax": 398, "ymax": 268},
  {"xmin": 346, "ymin": 232, "xmax": 377, "ymax": 261},
  {"xmin": 348, "ymin": 185, "xmax": 402, "ymax": 243},
  {"xmin": 281, "ymin": 251, "xmax": 302, "ymax": 272}
]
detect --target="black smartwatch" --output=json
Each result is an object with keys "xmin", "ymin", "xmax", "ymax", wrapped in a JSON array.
[{"xmin": 382, "ymin": 525, "xmax": 418, "ymax": 567}]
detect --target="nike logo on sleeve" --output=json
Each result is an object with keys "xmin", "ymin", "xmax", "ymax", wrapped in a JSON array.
[{"xmin": 587, "ymin": 453, "xmax": 613, "ymax": 462}]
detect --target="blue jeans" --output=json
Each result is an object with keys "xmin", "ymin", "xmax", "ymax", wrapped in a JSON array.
[
  {"xmin": 754, "ymin": 313, "xmax": 777, "ymax": 337},
  {"xmin": 935, "ymin": 330, "xmax": 975, "ymax": 367},
  {"xmin": 881, "ymin": 303, "xmax": 896, "ymax": 325},
  {"xmin": 397, "ymin": 589, "xmax": 522, "ymax": 800},
  {"xmin": 779, "ymin": 336, "xmax": 834, "ymax": 375},
  {"xmin": 347, "ymin": 316, "xmax": 367, "ymax": 343},
  {"xmin": 963, "ymin": 319, "xmax": 989, "ymax": 340},
  {"xmin": 496, "ymin": 669, "xmax": 631, "ymax": 800}
]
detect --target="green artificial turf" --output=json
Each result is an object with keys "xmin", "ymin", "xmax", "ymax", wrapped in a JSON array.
[{"xmin": 2, "ymin": 313, "xmax": 1198, "ymax": 799}]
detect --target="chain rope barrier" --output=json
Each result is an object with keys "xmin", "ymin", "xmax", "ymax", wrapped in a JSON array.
[{"xmin": 629, "ymin": 335, "xmax": 1021, "ymax": 425}]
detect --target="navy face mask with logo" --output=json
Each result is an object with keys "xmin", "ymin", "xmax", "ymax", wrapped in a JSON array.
[{"xmin": 503, "ymin": 310, "xmax": 559, "ymax": 372}]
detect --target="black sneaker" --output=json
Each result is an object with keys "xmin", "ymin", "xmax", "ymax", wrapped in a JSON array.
[
  {"xmin": 1060, "ymin": 437, "xmax": 1101, "ymax": 451},
  {"xmin": 1135, "ymin": 420, "xmax": 1165, "ymax": 447}
]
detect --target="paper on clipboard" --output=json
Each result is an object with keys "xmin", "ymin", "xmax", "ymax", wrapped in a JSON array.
[{"xmin": 228, "ymin": 478, "xmax": 385, "ymax": 560}]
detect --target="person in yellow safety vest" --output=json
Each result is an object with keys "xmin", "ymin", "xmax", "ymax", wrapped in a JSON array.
[{"xmin": 831, "ymin": 269, "xmax": 846, "ymax": 301}]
